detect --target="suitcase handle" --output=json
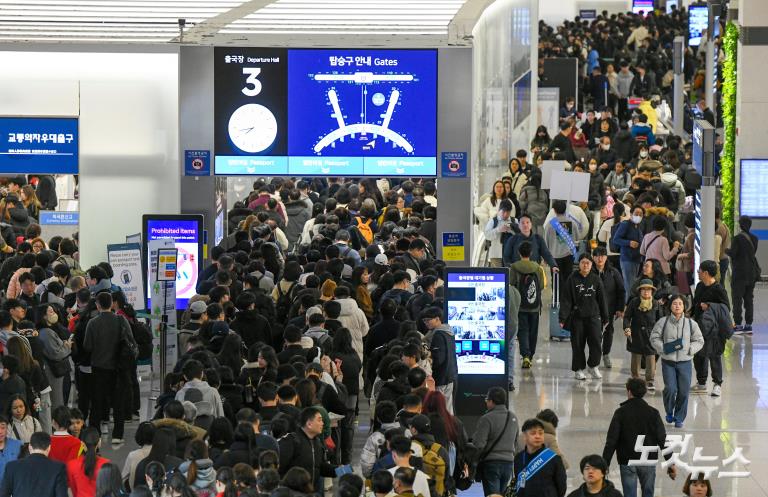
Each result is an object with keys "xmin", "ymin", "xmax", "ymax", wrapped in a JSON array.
[{"xmin": 552, "ymin": 269, "xmax": 559, "ymax": 307}]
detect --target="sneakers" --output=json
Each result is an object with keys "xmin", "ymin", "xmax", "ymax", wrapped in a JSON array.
[
  {"xmin": 733, "ymin": 324, "xmax": 753, "ymax": 336},
  {"xmin": 691, "ymin": 383, "xmax": 708, "ymax": 393},
  {"xmin": 711, "ymin": 384, "xmax": 722, "ymax": 397},
  {"xmin": 522, "ymin": 357, "xmax": 532, "ymax": 369},
  {"xmin": 575, "ymin": 370, "xmax": 587, "ymax": 380},
  {"xmin": 745, "ymin": 324, "xmax": 753, "ymax": 335},
  {"xmin": 647, "ymin": 381, "xmax": 655, "ymax": 391},
  {"xmin": 588, "ymin": 366, "xmax": 603, "ymax": 379},
  {"xmin": 674, "ymin": 421, "xmax": 684, "ymax": 428},
  {"xmin": 603, "ymin": 355, "xmax": 613, "ymax": 368},
  {"xmin": 666, "ymin": 414, "xmax": 675, "ymax": 424},
  {"xmin": 100, "ymin": 422, "xmax": 109, "ymax": 435},
  {"xmin": 111, "ymin": 438, "xmax": 124, "ymax": 445}
]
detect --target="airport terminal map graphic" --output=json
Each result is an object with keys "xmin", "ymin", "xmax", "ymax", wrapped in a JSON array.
[{"xmin": 287, "ymin": 49, "xmax": 436, "ymax": 174}]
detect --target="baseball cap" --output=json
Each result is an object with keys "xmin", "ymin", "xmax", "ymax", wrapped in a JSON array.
[
  {"xmin": 408, "ymin": 414, "xmax": 431, "ymax": 433},
  {"xmin": 374, "ymin": 254, "xmax": 389, "ymax": 266},
  {"xmin": 189, "ymin": 300, "xmax": 207, "ymax": 315},
  {"xmin": 211, "ymin": 321, "xmax": 229, "ymax": 336}
]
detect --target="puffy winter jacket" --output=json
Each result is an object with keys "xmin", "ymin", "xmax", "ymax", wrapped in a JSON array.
[{"xmin": 336, "ymin": 298, "xmax": 369, "ymax": 361}]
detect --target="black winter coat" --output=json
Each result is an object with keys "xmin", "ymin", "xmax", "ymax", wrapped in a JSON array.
[
  {"xmin": 278, "ymin": 429, "xmax": 337, "ymax": 479},
  {"xmin": 230, "ymin": 309, "xmax": 272, "ymax": 349},
  {"xmin": 594, "ymin": 265, "xmax": 625, "ymax": 315},
  {"xmin": 727, "ymin": 232, "xmax": 760, "ymax": 282},
  {"xmin": 566, "ymin": 480, "xmax": 623, "ymax": 497},
  {"xmin": 623, "ymin": 297, "xmax": 664, "ymax": 356},
  {"xmin": 513, "ymin": 447, "xmax": 567, "ymax": 497},
  {"xmin": 602, "ymin": 397, "xmax": 667, "ymax": 466}
]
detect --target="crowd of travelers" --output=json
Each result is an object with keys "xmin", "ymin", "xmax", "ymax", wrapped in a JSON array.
[{"xmin": 0, "ymin": 5, "xmax": 751, "ymax": 497}]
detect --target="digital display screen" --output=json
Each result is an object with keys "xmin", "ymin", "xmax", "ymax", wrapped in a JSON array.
[
  {"xmin": 0, "ymin": 117, "xmax": 78, "ymax": 174},
  {"xmin": 632, "ymin": 0, "xmax": 654, "ymax": 14},
  {"xmin": 740, "ymin": 159, "xmax": 768, "ymax": 218},
  {"xmin": 513, "ymin": 71, "xmax": 532, "ymax": 129},
  {"xmin": 214, "ymin": 48, "xmax": 437, "ymax": 177},
  {"xmin": 446, "ymin": 272, "xmax": 507, "ymax": 375},
  {"xmin": 144, "ymin": 217, "xmax": 202, "ymax": 310},
  {"xmin": 214, "ymin": 211, "xmax": 224, "ymax": 247},
  {"xmin": 689, "ymin": 5, "xmax": 708, "ymax": 47}
]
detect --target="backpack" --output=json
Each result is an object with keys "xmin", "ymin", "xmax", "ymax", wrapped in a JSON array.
[
  {"xmin": 355, "ymin": 217, "xmax": 374, "ymax": 244},
  {"xmin": 414, "ymin": 441, "xmax": 447, "ymax": 497},
  {"xmin": 131, "ymin": 320, "xmax": 154, "ymax": 361},
  {"xmin": 275, "ymin": 282, "xmax": 298, "ymax": 323},
  {"xmin": 517, "ymin": 271, "xmax": 541, "ymax": 311},
  {"xmin": 116, "ymin": 334, "xmax": 138, "ymax": 371},
  {"xmin": 317, "ymin": 380, "xmax": 349, "ymax": 411},
  {"xmin": 609, "ymin": 222, "xmax": 621, "ymax": 254}
]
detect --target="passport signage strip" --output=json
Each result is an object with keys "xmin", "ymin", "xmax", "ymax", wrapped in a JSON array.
[{"xmin": 214, "ymin": 48, "xmax": 437, "ymax": 177}]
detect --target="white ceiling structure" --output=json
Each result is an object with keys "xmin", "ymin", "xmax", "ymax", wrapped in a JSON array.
[{"xmin": 0, "ymin": 0, "xmax": 494, "ymax": 46}]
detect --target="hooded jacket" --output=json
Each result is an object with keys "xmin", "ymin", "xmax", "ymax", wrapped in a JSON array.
[
  {"xmin": 509, "ymin": 260, "xmax": 545, "ymax": 313},
  {"xmin": 543, "ymin": 206, "xmax": 590, "ymax": 259},
  {"xmin": 376, "ymin": 378, "xmax": 411, "ymax": 408},
  {"xmin": 696, "ymin": 302, "xmax": 733, "ymax": 357},
  {"xmin": 426, "ymin": 324, "xmax": 457, "ymax": 386},
  {"xmin": 660, "ymin": 172, "xmax": 686, "ymax": 213},
  {"xmin": 284, "ymin": 200, "xmax": 311, "ymax": 245},
  {"xmin": 152, "ymin": 418, "xmax": 207, "ymax": 458},
  {"xmin": 360, "ymin": 421, "xmax": 400, "ymax": 477},
  {"xmin": 604, "ymin": 170, "xmax": 632, "ymax": 197},
  {"xmin": 180, "ymin": 458, "xmax": 216, "ymax": 496},
  {"xmin": 229, "ymin": 309, "xmax": 272, "ymax": 349},
  {"xmin": 538, "ymin": 419, "xmax": 568, "ymax": 470},
  {"xmin": 336, "ymin": 298, "xmax": 369, "ymax": 361},
  {"xmin": 176, "ymin": 379, "xmax": 225, "ymax": 418}
]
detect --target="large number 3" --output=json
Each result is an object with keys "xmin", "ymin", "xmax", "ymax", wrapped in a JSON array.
[{"xmin": 242, "ymin": 67, "xmax": 262, "ymax": 96}]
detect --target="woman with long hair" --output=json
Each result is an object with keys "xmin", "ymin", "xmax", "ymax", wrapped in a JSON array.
[
  {"xmin": 214, "ymin": 466, "xmax": 238, "ymax": 497},
  {"xmin": 281, "ymin": 467, "xmax": 314, "ymax": 496},
  {"xmin": 133, "ymin": 428, "xmax": 183, "ymax": 490},
  {"xmin": 207, "ymin": 417, "xmax": 234, "ymax": 462},
  {"xmin": 215, "ymin": 334, "xmax": 244, "ymax": 379},
  {"xmin": 35, "ymin": 304, "xmax": 71, "ymax": 410},
  {"xmin": 20, "ymin": 185, "xmax": 42, "ymax": 220},
  {"xmin": 350, "ymin": 266, "xmax": 373, "ymax": 321},
  {"xmin": 142, "ymin": 461, "xmax": 166, "ymax": 497},
  {"xmin": 213, "ymin": 422, "xmax": 258, "ymax": 469},
  {"xmin": 331, "ymin": 328, "xmax": 362, "ymax": 465},
  {"xmin": 94, "ymin": 462, "xmax": 126, "ymax": 497},
  {"xmin": 531, "ymin": 125, "xmax": 552, "ymax": 153},
  {"xmin": 6, "ymin": 394, "xmax": 41, "ymax": 444},
  {"xmin": 180, "ymin": 440, "xmax": 216, "ymax": 497},
  {"xmin": 67, "ymin": 427, "xmax": 110, "ymax": 497},
  {"xmin": 473, "ymin": 180, "xmax": 508, "ymax": 228},
  {"xmin": 598, "ymin": 201, "xmax": 626, "ymax": 268},
  {"xmin": 238, "ymin": 344, "xmax": 278, "ymax": 392},
  {"xmin": 294, "ymin": 378, "xmax": 331, "ymax": 440},
  {"xmin": 422, "ymin": 390, "xmax": 467, "ymax": 477},
  {"xmin": 508, "ymin": 158, "xmax": 529, "ymax": 199},
  {"xmin": 123, "ymin": 422, "xmax": 155, "ymax": 492},
  {"xmin": 6, "ymin": 335, "xmax": 51, "ymax": 432},
  {"xmin": 165, "ymin": 471, "xmax": 198, "ymax": 497}
]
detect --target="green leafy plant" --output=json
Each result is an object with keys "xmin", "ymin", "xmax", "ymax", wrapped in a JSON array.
[{"xmin": 721, "ymin": 21, "xmax": 739, "ymax": 232}]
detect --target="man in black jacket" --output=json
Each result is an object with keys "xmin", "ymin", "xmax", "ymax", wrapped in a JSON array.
[
  {"xmin": 592, "ymin": 247, "xmax": 625, "ymax": 369},
  {"xmin": 230, "ymin": 292, "xmax": 272, "ymax": 349},
  {"xmin": 691, "ymin": 260, "xmax": 731, "ymax": 397},
  {"xmin": 549, "ymin": 122, "xmax": 576, "ymax": 163},
  {"xmin": 278, "ymin": 407, "xmax": 338, "ymax": 489},
  {"xmin": 514, "ymin": 418, "xmax": 567, "ymax": 497},
  {"xmin": 603, "ymin": 378, "xmax": 676, "ymax": 497},
  {"xmin": 421, "ymin": 307, "xmax": 457, "ymax": 414},
  {"xmin": 560, "ymin": 255, "xmax": 609, "ymax": 381},
  {"xmin": 727, "ymin": 216, "xmax": 759, "ymax": 335},
  {"xmin": 0, "ymin": 432, "xmax": 67, "ymax": 497}
]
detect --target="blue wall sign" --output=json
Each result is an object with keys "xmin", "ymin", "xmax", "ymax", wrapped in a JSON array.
[
  {"xmin": 184, "ymin": 150, "xmax": 211, "ymax": 176},
  {"xmin": 39, "ymin": 211, "xmax": 79, "ymax": 225},
  {"xmin": 441, "ymin": 152, "xmax": 467, "ymax": 178},
  {"xmin": 0, "ymin": 117, "xmax": 78, "ymax": 174}
]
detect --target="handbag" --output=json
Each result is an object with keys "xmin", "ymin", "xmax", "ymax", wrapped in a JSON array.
[
  {"xmin": 661, "ymin": 317, "xmax": 688, "ymax": 355},
  {"xmin": 46, "ymin": 356, "xmax": 71, "ymax": 378},
  {"xmin": 474, "ymin": 412, "xmax": 511, "ymax": 482}
]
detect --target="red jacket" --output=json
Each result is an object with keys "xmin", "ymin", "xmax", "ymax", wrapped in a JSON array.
[
  {"xmin": 50, "ymin": 433, "xmax": 84, "ymax": 464},
  {"xmin": 66, "ymin": 456, "xmax": 109, "ymax": 497}
]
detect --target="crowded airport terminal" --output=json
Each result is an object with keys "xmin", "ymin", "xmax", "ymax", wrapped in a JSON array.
[{"xmin": 0, "ymin": 0, "xmax": 765, "ymax": 496}]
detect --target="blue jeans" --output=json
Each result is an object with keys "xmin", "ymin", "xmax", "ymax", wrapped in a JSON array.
[
  {"xmin": 620, "ymin": 464, "xmax": 656, "ymax": 497},
  {"xmin": 620, "ymin": 260, "xmax": 640, "ymax": 303},
  {"xmin": 661, "ymin": 359, "xmax": 692, "ymax": 423},
  {"xmin": 518, "ymin": 312, "xmax": 540, "ymax": 358},
  {"xmin": 481, "ymin": 460, "xmax": 515, "ymax": 496}
]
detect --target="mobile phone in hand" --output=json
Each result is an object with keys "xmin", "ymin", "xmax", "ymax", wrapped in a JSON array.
[{"xmin": 335, "ymin": 465, "xmax": 353, "ymax": 477}]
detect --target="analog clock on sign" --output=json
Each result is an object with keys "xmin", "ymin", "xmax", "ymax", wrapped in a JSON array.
[{"xmin": 227, "ymin": 103, "xmax": 278, "ymax": 153}]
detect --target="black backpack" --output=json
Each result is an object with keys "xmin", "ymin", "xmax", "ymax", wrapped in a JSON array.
[
  {"xmin": 517, "ymin": 272, "xmax": 541, "ymax": 311},
  {"xmin": 275, "ymin": 282, "xmax": 298, "ymax": 323},
  {"xmin": 609, "ymin": 222, "xmax": 621, "ymax": 253},
  {"xmin": 131, "ymin": 320, "xmax": 154, "ymax": 361}
]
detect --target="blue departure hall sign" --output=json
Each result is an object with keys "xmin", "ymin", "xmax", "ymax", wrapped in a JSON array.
[
  {"xmin": 0, "ymin": 117, "xmax": 78, "ymax": 174},
  {"xmin": 214, "ymin": 48, "xmax": 437, "ymax": 177}
]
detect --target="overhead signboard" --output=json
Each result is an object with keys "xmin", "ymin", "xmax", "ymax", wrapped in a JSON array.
[
  {"xmin": 214, "ymin": 48, "xmax": 437, "ymax": 177},
  {"xmin": 0, "ymin": 117, "xmax": 78, "ymax": 174}
]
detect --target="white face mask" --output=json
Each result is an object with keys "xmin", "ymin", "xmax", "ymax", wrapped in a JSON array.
[
  {"xmin": 602, "ymin": 144, "xmax": 610, "ymax": 151},
  {"xmin": 640, "ymin": 151, "xmax": 649, "ymax": 159},
  {"xmin": 632, "ymin": 215, "xmax": 643, "ymax": 224}
]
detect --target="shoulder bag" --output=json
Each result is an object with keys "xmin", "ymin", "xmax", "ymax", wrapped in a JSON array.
[{"xmin": 474, "ymin": 412, "xmax": 511, "ymax": 482}]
